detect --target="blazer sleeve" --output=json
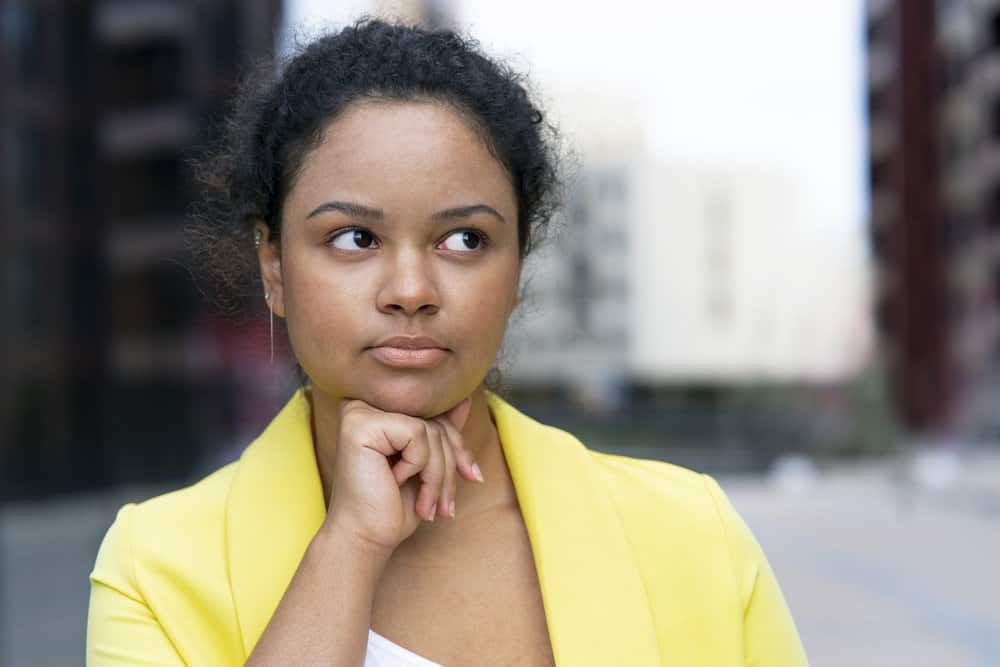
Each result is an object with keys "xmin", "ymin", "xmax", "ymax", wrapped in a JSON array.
[
  {"xmin": 701, "ymin": 475, "xmax": 810, "ymax": 667},
  {"xmin": 87, "ymin": 504, "xmax": 184, "ymax": 667}
]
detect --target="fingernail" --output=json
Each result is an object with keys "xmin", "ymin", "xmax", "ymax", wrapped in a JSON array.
[
  {"xmin": 448, "ymin": 500, "xmax": 456, "ymax": 518},
  {"xmin": 429, "ymin": 503, "xmax": 437, "ymax": 522},
  {"xmin": 472, "ymin": 463, "xmax": 484, "ymax": 483}
]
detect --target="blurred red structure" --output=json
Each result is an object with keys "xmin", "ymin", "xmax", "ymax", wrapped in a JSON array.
[{"xmin": 866, "ymin": 0, "xmax": 1000, "ymax": 442}]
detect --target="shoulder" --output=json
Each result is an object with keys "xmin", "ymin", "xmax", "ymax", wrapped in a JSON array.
[
  {"xmin": 583, "ymin": 451, "xmax": 807, "ymax": 663},
  {"xmin": 116, "ymin": 460, "xmax": 238, "ymax": 551},
  {"xmin": 89, "ymin": 462, "xmax": 247, "ymax": 661},
  {"xmin": 585, "ymin": 449, "xmax": 764, "ymax": 604},
  {"xmin": 587, "ymin": 448, "xmax": 728, "ymax": 525},
  {"xmin": 91, "ymin": 461, "xmax": 240, "ymax": 608}
]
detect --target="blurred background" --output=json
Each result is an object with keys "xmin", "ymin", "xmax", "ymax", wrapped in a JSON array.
[{"xmin": 1, "ymin": 0, "xmax": 998, "ymax": 664}]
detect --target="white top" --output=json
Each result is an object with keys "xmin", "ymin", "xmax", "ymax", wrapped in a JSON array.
[{"xmin": 364, "ymin": 629, "xmax": 444, "ymax": 667}]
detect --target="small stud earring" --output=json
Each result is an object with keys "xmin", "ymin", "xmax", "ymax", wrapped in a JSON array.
[{"xmin": 254, "ymin": 229, "xmax": 262, "ymax": 249}]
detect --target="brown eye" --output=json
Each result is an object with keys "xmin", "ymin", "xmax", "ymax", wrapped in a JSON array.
[
  {"xmin": 330, "ymin": 228, "xmax": 376, "ymax": 250},
  {"xmin": 441, "ymin": 230, "xmax": 485, "ymax": 252}
]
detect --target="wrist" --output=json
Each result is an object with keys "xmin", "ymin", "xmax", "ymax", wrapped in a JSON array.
[{"xmin": 313, "ymin": 516, "xmax": 395, "ymax": 569}]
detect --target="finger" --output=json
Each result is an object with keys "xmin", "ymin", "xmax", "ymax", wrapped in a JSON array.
[
  {"xmin": 388, "ymin": 418, "xmax": 430, "ymax": 487},
  {"xmin": 415, "ymin": 424, "xmax": 445, "ymax": 522},
  {"xmin": 342, "ymin": 406, "xmax": 421, "ymax": 460},
  {"xmin": 433, "ymin": 422, "xmax": 457, "ymax": 519},
  {"xmin": 399, "ymin": 476, "xmax": 419, "ymax": 526},
  {"xmin": 433, "ymin": 413, "xmax": 483, "ymax": 484}
]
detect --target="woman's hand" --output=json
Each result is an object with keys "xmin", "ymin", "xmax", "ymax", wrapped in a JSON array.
[{"xmin": 324, "ymin": 396, "xmax": 481, "ymax": 554}]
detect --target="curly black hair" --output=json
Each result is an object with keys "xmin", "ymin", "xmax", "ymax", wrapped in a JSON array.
[{"xmin": 188, "ymin": 16, "xmax": 563, "ymax": 319}]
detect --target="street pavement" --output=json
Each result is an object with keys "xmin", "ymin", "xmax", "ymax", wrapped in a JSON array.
[
  {"xmin": 724, "ymin": 450, "xmax": 1000, "ymax": 667},
  {"xmin": 2, "ymin": 451, "xmax": 998, "ymax": 666}
]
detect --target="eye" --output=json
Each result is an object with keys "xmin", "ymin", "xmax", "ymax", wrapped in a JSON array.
[
  {"xmin": 329, "ymin": 228, "xmax": 377, "ymax": 250},
  {"xmin": 440, "ymin": 230, "xmax": 488, "ymax": 252}
]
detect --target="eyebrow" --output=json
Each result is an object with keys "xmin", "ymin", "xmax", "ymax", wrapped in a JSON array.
[
  {"xmin": 305, "ymin": 200, "xmax": 505, "ymax": 224},
  {"xmin": 306, "ymin": 201, "xmax": 382, "ymax": 220},
  {"xmin": 432, "ymin": 204, "xmax": 506, "ymax": 224}
]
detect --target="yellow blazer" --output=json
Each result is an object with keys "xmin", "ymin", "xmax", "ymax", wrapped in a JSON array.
[{"xmin": 88, "ymin": 388, "xmax": 809, "ymax": 666}]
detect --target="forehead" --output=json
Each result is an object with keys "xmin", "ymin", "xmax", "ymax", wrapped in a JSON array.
[{"xmin": 286, "ymin": 100, "xmax": 515, "ymax": 216}]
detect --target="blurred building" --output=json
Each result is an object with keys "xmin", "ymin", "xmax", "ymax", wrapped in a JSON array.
[
  {"xmin": 506, "ymin": 84, "xmax": 872, "ymax": 402},
  {"xmin": 505, "ymin": 89, "xmax": 636, "ymax": 408},
  {"xmin": 866, "ymin": 0, "xmax": 1000, "ymax": 439},
  {"xmin": 631, "ymin": 162, "xmax": 871, "ymax": 384},
  {"xmin": 1, "ymin": 0, "xmax": 283, "ymax": 499}
]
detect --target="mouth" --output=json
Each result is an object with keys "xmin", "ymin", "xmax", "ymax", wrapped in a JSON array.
[
  {"xmin": 367, "ymin": 335, "xmax": 449, "ymax": 369},
  {"xmin": 367, "ymin": 346, "xmax": 449, "ymax": 369}
]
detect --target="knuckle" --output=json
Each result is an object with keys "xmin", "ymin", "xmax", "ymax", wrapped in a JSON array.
[
  {"xmin": 448, "ymin": 436, "xmax": 468, "ymax": 457},
  {"xmin": 420, "ymin": 457, "xmax": 443, "ymax": 482},
  {"xmin": 424, "ymin": 421, "xmax": 443, "ymax": 439},
  {"xmin": 411, "ymin": 439, "xmax": 430, "ymax": 464}
]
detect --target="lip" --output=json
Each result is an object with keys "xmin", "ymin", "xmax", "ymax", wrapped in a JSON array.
[
  {"xmin": 369, "ymin": 346, "xmax": 448, "ymax": 368},
  {"xmin": 368, "ymin": 336, "xmax": 449, "ymax": 369},
  {"xmin": 373, "ymin": 335, "xmax": 446, "ymax": 349}
]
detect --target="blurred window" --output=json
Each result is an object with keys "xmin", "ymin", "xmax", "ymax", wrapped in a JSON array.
[
  {"xmin": 871, "ymin": 222, "xmax": 890, "ymax": 258},
  {"xmin": 2, "ymin": 0, "xmax": 44, "ymax": 84},
  {"xmin": 867, "ymin": 85, "xmax": 890, "ymax": 116},
  {"xmin": 212, "ymin": 1, "xmax": 241, "ymax": 73},
  {"xmin": 63, "ymin": 8, "xmax": 89, "ymax": 92},
  {"xmin": 994, "ymin": 265, "xmax": 1000, "ymax": 308},
  {"xmin": 990, "ymin": 9, "xmax": 1000, "ymax": 49},
  {"xmin": 990, "ymin": 100, "xmax": 1000, "ymax": 142},
  {"xmin": 571, "ymin": 198, "xmax": 590, "ymax": 226},
  {"xmin": 571, "ymin": 253, "xmax": 591, "ymax": 331},
  {"xmin": 870, "ymin": 156, "xmax": 891, "ymax": 190},
  {"xmin": 988, "ymin": 185, "xmax": 1000, "ymax": 229},
  {"xmin": 104, "ymin": 40, "xmax": 183, "ymax": 111},
  {"xmin": 107, "ymin": 155, "xmax": 184, "ymax": 220},
  {"xmin": 7, "ymin": 378, "xmax": 48, "ymax": 487},
  {"xmin": 10, "ymin": 124, "xmax": 49, "ymax": 209},
  {"xmin": 11, "ymin": 244, "xmax": 44, "ymax": 334},
  {"xmin": 110, "ymin": 263, "xmax": 197, "ymax": 334},
  {"xmin": 875, "ymin": 297, "xmax": 893, "ymax": 334}
]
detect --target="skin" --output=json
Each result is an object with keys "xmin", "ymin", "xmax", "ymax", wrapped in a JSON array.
[{"xmin": 246, "ymin": 100, "xmax": 538, "ymax": 665}]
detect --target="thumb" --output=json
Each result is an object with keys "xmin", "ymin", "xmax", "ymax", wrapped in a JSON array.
[{"xmin": 442, "ymin": 397, "xmax": 472, "ymax": 432}]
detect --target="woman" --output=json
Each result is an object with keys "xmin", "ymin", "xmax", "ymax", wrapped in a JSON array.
[{"xmin": 88, "ymin": 18, "xmax": 809, "ymax": 666}]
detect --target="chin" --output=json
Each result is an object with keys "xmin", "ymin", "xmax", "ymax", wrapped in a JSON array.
[{"xmin": 361, "ymin": 379, "xmax": 458, "ymax": 419}]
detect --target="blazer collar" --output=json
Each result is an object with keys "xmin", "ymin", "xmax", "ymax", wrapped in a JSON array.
[{"xmin": 226, "ymin": 388, "xmax": 661, "ymax": 665}]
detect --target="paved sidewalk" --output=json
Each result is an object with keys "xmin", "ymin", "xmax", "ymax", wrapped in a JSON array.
[
  {"xmin": 720, "ymin": 449, "xmax": 1000, "ymax": 667},
  {"xmin": 2, "ymin": 452, "xmax": 998, "ymax": 666},
  {"xmin": 1, "ymin": 485, "xmax": 172, "ymax": 667}
]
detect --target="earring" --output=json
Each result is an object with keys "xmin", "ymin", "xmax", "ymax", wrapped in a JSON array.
[
  {"xmin": 264, "ymin": 292, "xmax": 273, "ymax": 364},
  {"xmin": 254, "ymin": 229, "xmax": 262, "ymax": 249}
]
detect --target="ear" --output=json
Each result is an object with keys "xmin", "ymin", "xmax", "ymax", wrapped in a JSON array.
[
  {"xmin": 507, "ymin": 259, "xmax": 522, "ymax": 317},
  {"xmin": 253, "ymin": 220, "xmax": 286, "ymax": 318}
]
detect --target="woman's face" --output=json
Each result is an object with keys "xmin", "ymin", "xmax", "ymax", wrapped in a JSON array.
[{"xmin": 258, "ymin": 101, "xmax": 522, "ymax": 418}]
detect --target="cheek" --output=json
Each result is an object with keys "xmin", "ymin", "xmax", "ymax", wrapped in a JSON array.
[
  {"xmin": 450, "ymin": 271, "xmax": 519, "ymax": 354},
  {"xmin": 281, "ymin": 260, "xmax": 365, "ymax": 363}
]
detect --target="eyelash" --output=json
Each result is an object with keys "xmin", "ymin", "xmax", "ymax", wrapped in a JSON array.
[{"xmin": 324, "ymin": 226, "xmax": 491, "ymax": 252}]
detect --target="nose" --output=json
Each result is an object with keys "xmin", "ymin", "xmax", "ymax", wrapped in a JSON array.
[{"xmin": 376, "ymin": 248, "xmax": 441, "ymax": 316}]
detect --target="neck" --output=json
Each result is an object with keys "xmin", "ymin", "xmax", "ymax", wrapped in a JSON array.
[{"xmin": 307, "ymin": 383, "xmax": 516, "ymax": 523}]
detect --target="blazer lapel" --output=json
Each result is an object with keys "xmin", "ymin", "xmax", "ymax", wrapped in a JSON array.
[
  {"xmin": 226, "ymin": 387, "xmax": 326, "ymax": 658},
  {"xmin": 225, "ymin": 387, "xmax": 662, "ymax": 665},
  {"xmin": 486, "ymin": 392, "xmax": 662, "ymax": 666}
]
